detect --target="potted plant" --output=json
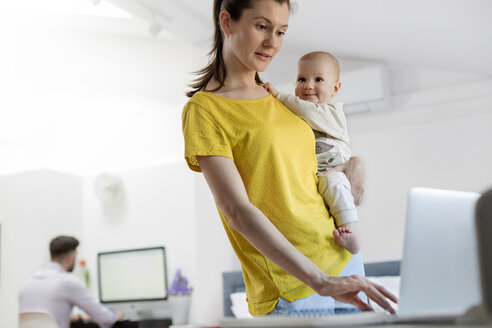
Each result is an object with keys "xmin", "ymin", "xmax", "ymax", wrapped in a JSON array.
[
  {"xmin": 168, "ymin": 269, "xmax": 193, "ymax": 325},
  {"xmin": 79, "ymin": 259, "xmax": 90, "ymax": 288}
]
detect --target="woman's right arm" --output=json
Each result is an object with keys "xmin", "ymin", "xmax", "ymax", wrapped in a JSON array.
[{"xmin": 198, "ymin": 155, "xmax": 396, "ymax": 313}]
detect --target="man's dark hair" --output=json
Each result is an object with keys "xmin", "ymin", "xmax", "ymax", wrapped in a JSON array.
[{"xmin": 50, "ymin": 236, "xmax": 79, "ymax": 260}]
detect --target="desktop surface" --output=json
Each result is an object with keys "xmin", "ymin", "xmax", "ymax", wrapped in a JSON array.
[
  {"xmin": 219, "ymin": 316, "xmax": 492, "ymax": 328},
  {"xmin": 71, "ymin": 318, "xmax": 172, "ymax": 328}
]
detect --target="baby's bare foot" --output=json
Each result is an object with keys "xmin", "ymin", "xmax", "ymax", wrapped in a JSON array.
[{"xmin": 333, "ymin": 227, "xmax": 360, "ymax": 254}]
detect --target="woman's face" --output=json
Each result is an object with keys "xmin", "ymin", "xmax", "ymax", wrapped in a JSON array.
[{"xmin": 225, "ymin": 0, "xmax": 290, "ymax": 73}]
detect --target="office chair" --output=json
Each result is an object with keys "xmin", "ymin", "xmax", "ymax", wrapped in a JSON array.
[{"xmin": 19, "ymin": 312, "xmax": 59, "ymax": 328}]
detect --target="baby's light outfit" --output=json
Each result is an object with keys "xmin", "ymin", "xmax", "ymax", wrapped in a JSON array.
[{"xmin": 276, "ymin": 92, "xmax": 358, "ymax": 226}]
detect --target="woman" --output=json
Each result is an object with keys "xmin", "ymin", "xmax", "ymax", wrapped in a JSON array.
[{"xmin": 182, "ymin": 0, "xmax": 397, "ymax": 316}]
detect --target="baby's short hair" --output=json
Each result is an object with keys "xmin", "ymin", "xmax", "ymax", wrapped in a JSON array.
[{"xmin": 298, "ymin": 51, "xmax": 340, "ymax": 81}]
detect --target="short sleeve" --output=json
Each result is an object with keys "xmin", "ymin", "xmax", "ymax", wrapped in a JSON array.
[{"xmin": 182, "ymin": 101, "xmax": 233, "ymax": 172}]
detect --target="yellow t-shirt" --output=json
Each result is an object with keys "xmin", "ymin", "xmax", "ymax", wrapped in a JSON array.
[{"xmin": 182, "ymin": 91, "xmax": 352, "ymax": 316}]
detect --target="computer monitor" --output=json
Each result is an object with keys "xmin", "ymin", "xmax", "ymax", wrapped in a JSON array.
[{"xmin": 98, "ymin": 246, "xmax": 170, "ymax": 319}]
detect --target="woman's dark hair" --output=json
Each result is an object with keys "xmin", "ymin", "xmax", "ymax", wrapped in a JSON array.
[
  {"xmin": 50, "ymin": 235, "xmax": 79, "ymax": 260},
  {"xmin": 186, "ymin": 0, "xmax": 291, "ymax": 98}
]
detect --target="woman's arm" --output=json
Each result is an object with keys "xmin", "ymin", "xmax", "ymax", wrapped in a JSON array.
[
  {"xmin": 327, "ymin": 156, "xmax": 366, "ymax": 206},
  {"xmin": 198, "ymin": 155, "xmax": 325, "ymax": 288},
  {"xmin": 198, "ymin": 155, "xmax": 396, "ymax": 313}
]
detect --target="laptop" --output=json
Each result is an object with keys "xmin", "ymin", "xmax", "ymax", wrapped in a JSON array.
[{"xmin": 221, "ymin": 187, "xmax": 490, "ymax": 327}]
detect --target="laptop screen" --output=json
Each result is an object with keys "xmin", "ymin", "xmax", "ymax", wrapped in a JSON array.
[{"xmin": 398, "ymin": 188, "xmax": 481, "ymax": 317}]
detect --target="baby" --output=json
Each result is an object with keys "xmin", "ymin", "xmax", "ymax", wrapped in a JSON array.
[{"xmin": 264, "ymin": 51, "xmax": 360, "ymax": 254}]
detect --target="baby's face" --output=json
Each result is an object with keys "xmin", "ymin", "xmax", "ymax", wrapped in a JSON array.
[{"xmin": 294, "ymin": 58, "xmax": 339, "ymax": 103}]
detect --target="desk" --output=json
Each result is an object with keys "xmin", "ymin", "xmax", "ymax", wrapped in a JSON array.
[
  {"xmin": 219, "ymin": 316, "xmax": 492, "ymax": 328},
  {"xmin": 71, "ymin": 318, "xmax": 172, "ymax": 328}
]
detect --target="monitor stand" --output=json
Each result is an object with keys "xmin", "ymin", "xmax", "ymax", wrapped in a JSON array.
[{"xmin": 111, "ymin": 300, "xmax": 172, "ymax": 321}]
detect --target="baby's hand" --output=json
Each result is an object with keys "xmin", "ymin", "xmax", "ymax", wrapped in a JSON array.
[{"xmin": 263, "ymin": 82, "xmax": 279, "ymax": 97}]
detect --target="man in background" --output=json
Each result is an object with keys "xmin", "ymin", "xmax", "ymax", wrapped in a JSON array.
[{"xmin": 19, "ymin": 235, "xmax": 124, "ymax": 328}]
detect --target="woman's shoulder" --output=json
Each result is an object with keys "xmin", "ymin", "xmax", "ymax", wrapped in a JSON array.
[
  {"xmin": 182, "ymin": 91, "xmax": 227, "ymax": 121},
  {"xmin": 187, "ymin": 90, "xmax": 208, "ymax": 103},
  {"xmin": 183, "ymin": 91, "xmax": 212, "ymax": 112},
  {"xmin": 187, "ymin": 90, "xmax": 237, "ymax": 103},
  {"xmin": 183, "ymin": 89, "xmax": 276, "ymax": 117},
  {"xmin": 185, "ymin": 90, "xmax": 256, "ymax": 109},
  {"xmin": 185, "ymin": 90, "xmax": 228, "ymax": 107}
]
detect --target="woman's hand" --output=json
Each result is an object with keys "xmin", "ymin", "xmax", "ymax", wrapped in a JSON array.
[
  {"xmin": 315, "ymin": 274, "xmax": 398, "ymax": 314},
  {"xmin": 325, "ymin": 156, "xmax": 366, "ymax": 206}
]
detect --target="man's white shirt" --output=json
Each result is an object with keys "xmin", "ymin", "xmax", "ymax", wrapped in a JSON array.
[{"xmin": 19, "ymin": 262, "xmax": 119, "ymax": 328}]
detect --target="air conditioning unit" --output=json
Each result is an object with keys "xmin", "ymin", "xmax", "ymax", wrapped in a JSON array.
[{"xmin": 337, "ymin": 65, "xmax": 392, "ymax": 115}]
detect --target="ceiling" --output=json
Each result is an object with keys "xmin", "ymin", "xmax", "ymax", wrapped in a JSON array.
[{"xmin": 109, "ymin": 0, "xmax": 492, "ymax": 76}]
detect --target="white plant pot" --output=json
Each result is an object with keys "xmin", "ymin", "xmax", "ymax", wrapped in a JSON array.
[{"xmin": 169, "ymin": 294, "xmax": 192, "ymax": 325}]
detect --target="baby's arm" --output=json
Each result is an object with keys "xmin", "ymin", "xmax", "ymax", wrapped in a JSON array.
[
  {"xmin": 264, "ymin": 84, "xmax": 347, "ymax": 141},
  {"xmin": 279, "ymin": 93, "xmax": 347, "ymax": 141},
  {"xmin": 263, "ymin": 82, "xmax": 279, "ymax": 98}
]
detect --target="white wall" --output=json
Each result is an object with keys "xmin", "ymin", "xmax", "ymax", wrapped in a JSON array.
[
  {"xmin": 81, "ymin": 162, "xmax": 195, "ymax": 286},
  {"xmin": 350, "ymin": 95, "xmax": 492, "ymax": 262},
  {"xmin": 1, "ymin": 10, "xmax": 193, "ymax": 175},
  {"xmin": 0, "ymin": 5, "xmax": 237, "ymax": 325},
  {"xmin": 80, "ymin": 162, "xmax": 199, "ymax": 314},
  {"xmin": 0, "ymin": 170, "xmax": 83, "ymax": 328},
  {"xmin": 0, "ymin": 6, "xmax": 221, "ymax": 327},
  {"xmin": 191, "ymin": 176, "xmax": 238, "ymax": 324}
]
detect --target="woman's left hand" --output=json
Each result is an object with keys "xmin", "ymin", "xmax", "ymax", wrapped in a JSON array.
[{"xmin": 325, "ymin": 156, "xmax": 366, "ymax": 206}]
